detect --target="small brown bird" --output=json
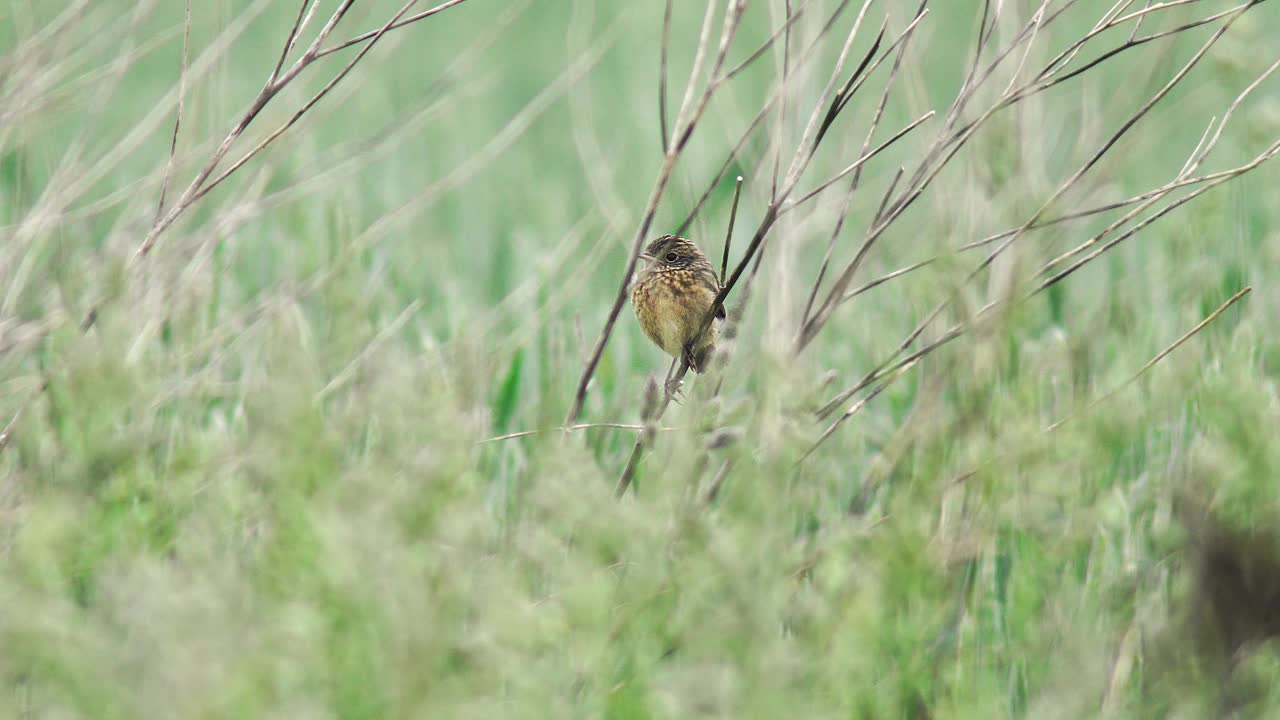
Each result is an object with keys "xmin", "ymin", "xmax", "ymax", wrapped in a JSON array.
[{"xmin": 631, "ymin": 235, "xmax": 725, "ymax": 373}]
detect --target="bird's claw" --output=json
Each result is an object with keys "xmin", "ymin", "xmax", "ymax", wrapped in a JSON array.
[{"xmin": 664, "ymin": 377, "xmax": 685, "ymax": 403}]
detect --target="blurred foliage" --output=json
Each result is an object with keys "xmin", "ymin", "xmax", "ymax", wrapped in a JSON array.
[{"xmin": 2, "ymin": 0, "xmax": 1280, "ymax": 717}]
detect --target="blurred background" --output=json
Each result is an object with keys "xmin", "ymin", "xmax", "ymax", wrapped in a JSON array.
[{"xmin": 3, "ymin": 1, "xmax": 1280, "ymax": 716}]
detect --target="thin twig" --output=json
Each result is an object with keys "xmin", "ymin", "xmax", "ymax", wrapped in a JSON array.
[
  {"xmin": 870, "ymin": 165, "xmax": 904, "ymax": 226},
  {"xmin": 1047, "ymin": 287, "xmax": 1251, "ymax": 431},
  {"xmin": 153, "ymin": 0, "xmax": 192, "ymax": 223},
  {"xmin": 675, "ymin": 96, "xmax": 775, "ymax": 237},
  {"xmin": 770, "ymin": 0, "xmax": 794, "ymax": 201},
  {"xmin": 658, "ymin": 0, "xmax": 673, "ymax": 152},
  {"xmin": 669, "ymin": 0, "xmax": 722, "ymax": 154},
  {"xmin": 801, "ymin": 359, "xmax": 919, "ymax": 463},
  {"xmin": 158, "ymin": 6, "xmax": 598, "ymax": 382},
  {"xmin": 1041, "ymin": 0, "xmax": 1218, "ymax": 82},
  {"xmin": 840, "ymin": 258, "xmax": 933, "ymax": 303},
  {"xmin": 1032, "ymin": 54, "xmax": 1280, "ymax": 279},
  {"xmin": 7, "ymin": 0, "xmax": 274, "ymax": 251},
  {"xmin": 272, "ymin": 0, "xmax": 315, "ymax": 82},
  {"xmin": 784, "ymin": 110, "xmax": 934, "ymax": 212},
  {"xmin": 703, "ymin": 458, "xmax": 734, "ymax": 505},
  {"xmin": 315, "ymin": 299, "xmax": 422, "ymax": 401},
  {"xmin": 959, "ymin": 149, "xmax": 1274, "ymax": 253},
  {"xmin": 948, "ymin": 283, "xmax": 1249, "ymax": 488},
  {"xmin": 799, "ymin": 172, "xmax": 860, "ymax": 330},
  {"xmin": 313, "ymin": 0, "xmax": 471, "ymax": 59},
  {"xmin": 723, "ymin": 0, "xmax": 812, "ymax": 81},
  {"xmin": 0, "ymin": 408, "xmax": 22, "ymax": 453},
  {"xmin": 778, "ymin": 0, "xmax": 879, "ymax": 198},
  {"xmin": 879, "ymin": 0, "xmax": 1165, "ymax": 256},
  {"xmin": 478, "ymin": 423, "xmax": 669, "ymax": 444},
  {"xmin": 1128, "ymin": 0, "xmax": 1154, "ymax": 43},
  {"xmin": 811, "ymin": 17, "xmax": 886, "ymax": 151},
  {"xmin": 721, "ymin": 176, "xmax": 743, "ymax": 284},
  {"xmin": 818, "ymin": 323, "xmax": 963, "ymax": 420}
]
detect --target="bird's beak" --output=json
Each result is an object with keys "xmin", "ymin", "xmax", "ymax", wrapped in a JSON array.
[{"xmin": 638, "ymin": 252, "xmax": 657, "ymax": 265}]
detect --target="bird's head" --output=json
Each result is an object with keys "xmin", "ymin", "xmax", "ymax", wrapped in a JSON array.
[{"xmin": 639, "ymin": 235, "xmax": 707, "ymax": 271}]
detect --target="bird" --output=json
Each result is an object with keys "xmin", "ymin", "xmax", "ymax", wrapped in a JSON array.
[{"xmin": 630, "ymin": 234, "xmax": 726, "ymax": 374}]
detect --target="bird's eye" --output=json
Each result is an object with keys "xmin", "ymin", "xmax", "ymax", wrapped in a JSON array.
[{"xmin": 665, "ymin": 252, "xmax": 679, "ymax": 262}]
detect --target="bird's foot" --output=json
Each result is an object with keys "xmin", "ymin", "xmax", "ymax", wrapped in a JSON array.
[
  {"xmin": 682, "ymin": 346, "xmax": 700, "ymax": 375},
  {"xmin": 664, "ymin": 376, "xmax": 685, "ymax": 404}
]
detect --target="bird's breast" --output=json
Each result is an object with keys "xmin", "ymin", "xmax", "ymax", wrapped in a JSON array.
[{"xmin": 632, "ymin": 270, "xmax": 719, "ymax": 357}]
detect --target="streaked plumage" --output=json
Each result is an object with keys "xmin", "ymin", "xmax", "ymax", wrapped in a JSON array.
[{"xmin": 630, "ymin": 235, "xmax": 725, "ymax": 372}]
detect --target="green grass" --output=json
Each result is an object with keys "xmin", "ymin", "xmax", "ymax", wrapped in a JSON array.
[{"xmin": 3, "ymin": 1, "xmax": 1280, "ymax": 717}]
